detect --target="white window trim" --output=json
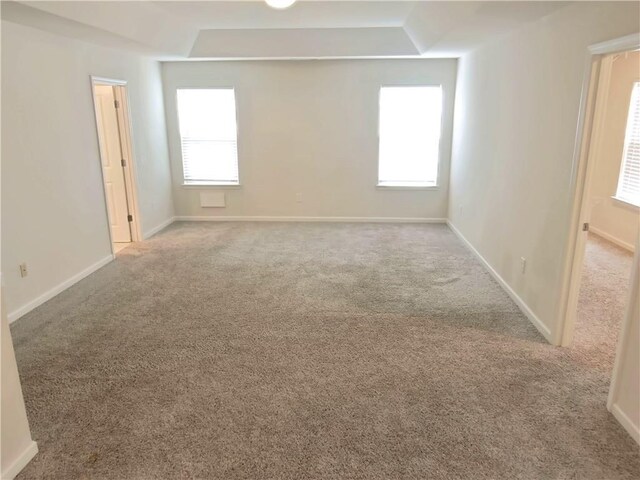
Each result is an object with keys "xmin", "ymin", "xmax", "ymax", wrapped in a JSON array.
[
  {"xmin": 376, "ymin": 84, "xmax": 444, "ymax": 189},
  {"xmin": 611, "ymin": 195, "xmax": 640, "ymax": 210},
  {"xmin": 176, "ymin": 87, "xmax": 241, "ymax": 186},
  {"xmin": 181, "ymin": 182, "xmax": 242, "ymax": 189},
  {"xmin": 375, "ymin": 184, "xmax": 440, "ymax": 191}
]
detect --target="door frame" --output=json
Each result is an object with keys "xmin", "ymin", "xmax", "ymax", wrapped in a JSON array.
[
  {"xmin": 557, "ymin": 32, "xmax": 640, "ymax": 441},
  {"xmin": 558, "ymin": 32, "xmax": 640, "ymax": 347},
  {"xmin": 90, "ymin": 76, "xmax": 142, "ymax": 253}
]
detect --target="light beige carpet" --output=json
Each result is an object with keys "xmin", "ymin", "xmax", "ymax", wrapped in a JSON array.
[
  {"xmin": 574, "ymin": 233, "xmax": 634, "ymax": 367},
  {"xmin": 10, "ymin": 222, "xmax": 640, "ymax": 479}
]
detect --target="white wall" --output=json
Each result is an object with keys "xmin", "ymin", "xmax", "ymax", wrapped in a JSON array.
[
  {"xmin": 590, "ymin": 51, "xmax": 640, "ymax": 252},
  {"xmin": 1, "ymin": 288, "xmax": 38, "ymax": 478},
  {"xmin": 448, "ymin": 1, "xmax": 640, "ymax": 344},
  {"xmin": 612, "ymin": 274, "xmax": 640, "ymax": 443},
  {"xmin": 162, "ymin": 59, "xmax": 457, "ymax": 220},
  {"xmin": 1, "ymin": 21, "xmax": 174, "ymax": 319},
  {"xmin": 609, "ymin": 241, "xmax": 640, "ymax": 443}
]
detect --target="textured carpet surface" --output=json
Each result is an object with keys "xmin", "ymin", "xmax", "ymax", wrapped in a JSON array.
[
  {"xmin": 10, "ymin": 222, "xmax": 640, "ymax": 479},
  {"xmin": 574, "ymin": 233, "xmax": 634, "ymax": 369}
]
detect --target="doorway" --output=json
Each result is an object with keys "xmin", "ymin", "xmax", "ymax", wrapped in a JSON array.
[
  {"xmin": 560, "ymin": 35, "xmax": 640, "ymax": 441},
  {"xmin": 575, "ymin": 50, "xmax": 638, "ymax": 364},
  {"xmin": 563, "ymin": 45, "xmax": 639, "ymax": 346},
  {"xmin": 91, "ymin": 78, "xmax": 141, "ymax": 254}
]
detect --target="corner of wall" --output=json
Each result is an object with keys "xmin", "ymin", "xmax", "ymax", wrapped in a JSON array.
[
  {"xmin": 143, "ymin": 216, "xmax": 175, "ymax": 240},
  {"xmin": 446, "ymin": 220, "xmax": 556, "ymax": 344},
  {"xmin": 1, "ymin": 286, "xmax": 38, "ymax": 478}
]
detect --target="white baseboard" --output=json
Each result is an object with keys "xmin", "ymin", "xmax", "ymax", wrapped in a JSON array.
[
  {"xmin": 7, "ymin": 254, "xmax": 115, "ymax": 324},
  {"xmin": 174, "ymin": 216, "xmax": 447, "ymax": 224},
  {"xmin": 611, "ymin": 403, "xmax": 640, "ymax": 445},
  {"xmin": 143, "ymin": 216, "xmax": 175, "ymax": 239},
  {"xmin": 1, "ymin": 441, "xmax": 38, "ymax": 480},
  {"xmin": 446, "ymin": 221, "xmax": 554, "ymax": 344},
  {"xmin": 589, "ymin": 227, "xmax": 635, "ymax": 253}
]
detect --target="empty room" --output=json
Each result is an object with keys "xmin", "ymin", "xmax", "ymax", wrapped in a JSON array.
[{"xmin": 1, "ymin": 1, "xmax": 639, "ymax": 479}]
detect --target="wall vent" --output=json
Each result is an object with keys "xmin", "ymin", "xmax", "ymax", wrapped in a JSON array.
[{"xmin": 200, "ymin": 192, "xmax": 226, "ymax": 208}]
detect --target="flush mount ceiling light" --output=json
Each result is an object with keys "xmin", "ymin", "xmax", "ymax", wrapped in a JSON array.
[{"xmin": 265, "ymin": 0, "xmax": 297, "ymax": 9}]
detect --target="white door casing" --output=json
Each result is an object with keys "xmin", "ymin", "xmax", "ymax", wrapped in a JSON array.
[{"xmin": 94, "ymin": 85, "xmax": 131, "ymax": 243}]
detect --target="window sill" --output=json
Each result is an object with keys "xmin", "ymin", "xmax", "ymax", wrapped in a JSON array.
[
  {"xmin": 182, "ymin": 183, "xmax": 241, "ymax": 189},
  {"xmin": 611, "ymin": 196, "xmax": 640, "ymax": 210},
  {"xmin": 376, "ymin": 184, "xmax": 439, "ymax": 191}
]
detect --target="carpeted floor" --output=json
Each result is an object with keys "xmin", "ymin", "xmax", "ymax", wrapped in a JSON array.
[
  {"xmin": 10, "ymin": 222, "xmax": 640, "ymax": 479},
  {"xmin": 574, "ymin": 233, "xmax": 634, "ymax": 368}
]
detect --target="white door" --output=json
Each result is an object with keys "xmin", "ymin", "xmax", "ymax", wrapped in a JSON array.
[{"xmin": 94, "ymin": 85, "xmax": 131, "ymax": 243}]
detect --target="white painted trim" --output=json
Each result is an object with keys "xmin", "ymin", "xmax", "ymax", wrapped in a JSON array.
[
  {"xmin": 607, "ymin": 234, "xmax": 640, "ymax": 438},
  {"xmin": 113, "ymin": 85, "xmax": 143, "ymax": 243},
  {"xmin": 174, "ymin": 216, "xmax": 447, "ymax": 224},
  {"xmin": 1, "ymin": 441, "xmax": 38, "ymax": 480},
  {"xmin": 611, "ymin": 195, "xmax": 640, "ymax": 211},
  {"xmin": 90, "ymin": 76, "xmax": 127, "ymax": 86},
  {"xmin": 558, "ymin": 55, "xmax": 612, "ymax": 346},
  {"xmin": 610, "ymin": 403, "xmax": 640, "ymax": 445},
  {"xmin": 589, "ymin": 227, "xmax": 635, "ymax": 253},
  {"xmin": 589, "ymin": 33, "xmax": 640, "ymax": 55},
  {"xmin": 90, "ymin": 77, "xmax": 143, "ymax": 251},
  {"xmin": 7, "ymin": 255, "xmax": 115, "ymax": 324},
  {"xmin": 90, "ymin": 78, "xmax": 118, "ymax": 256},
  {"xmin": 446, "ymin": 221, "xmax": 554, "ymax": 344},
  {"xmin": 375, "ymin": 185, "xmax": 439, "ymax": 191},
  {"xmin": 181, "ymin": 182, "xmax": 242, "ymax": 188},
  {"xmin": 559, "ymin": 32, "xmax": 640, "ymax": 347},
  {"xmin": 143, "ymin": 216, "xmax": 175, "ymax": 239}
]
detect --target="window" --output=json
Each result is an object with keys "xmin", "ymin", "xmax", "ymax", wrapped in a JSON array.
[
  {"xmin": 615, "ymin": 82, "xmax": 640, "ymax": 207},
  {"xmin": 378, "ymin": 86, "xmax": 443, "ymax": 187},
  {"xmin": 176, "ymin": 89, "xmax": 239, "ymax": 185}
]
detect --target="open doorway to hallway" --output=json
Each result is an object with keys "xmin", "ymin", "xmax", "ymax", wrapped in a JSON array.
[
  {"xmin": 564, "ymin": 45, "xmax": 640, "ymax": 431},
  {"xmin": 574, "ymin": 50, "xmax": 639, "ymax": 365},
  {"xmin": 559, "ymin": 36, "xmax": 640, "ymax": 442},
  {"xmin": 91, "ymin": 78, "xmax": 141, "ymax": 255}
]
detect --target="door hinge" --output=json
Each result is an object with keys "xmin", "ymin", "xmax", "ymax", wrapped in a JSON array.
[
  {"xmin": 114, "ymin": 99, "xmax": 120, "ymax": 109},
  {"xmin": 121, "ymin": 159, "xmax": 126, "ymax": 167},
  {"xmin": 582, "ymin": 222, "xmax": 590, "ymax": 232},
  {"xmin": 127, "ymin": 214, "xmax": 133, "ymax": 222}
]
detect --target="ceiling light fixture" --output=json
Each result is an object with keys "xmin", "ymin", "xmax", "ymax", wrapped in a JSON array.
[{"xmin": 265, "ymin": 0, "xmax": 297, "ymax": 10}]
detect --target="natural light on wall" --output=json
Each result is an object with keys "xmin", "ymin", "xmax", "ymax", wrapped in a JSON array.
[
  {"xmin": 378, "ymin": 86, "xmax": 442, "ymax": 187},
  {"xmin": 176, "ymin": 89, "xmax": 239, "ymax": 185},
  {"xmin": 615, "ymin": 82, "xmax": 640, "ymax": 207}
]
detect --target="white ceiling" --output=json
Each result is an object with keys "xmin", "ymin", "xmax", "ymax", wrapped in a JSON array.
[
  {"xmin": 156, "ymin": 1, "xmax": 417, "ymax": 29},
  {"xmin": 1, "ymin": 1, "xmax": 570, "ymax": 59}
]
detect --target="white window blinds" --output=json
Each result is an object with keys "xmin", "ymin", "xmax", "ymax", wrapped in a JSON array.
[
  {"xmin": 616, "ymin": 82, "xmax": 640, "ymax": 207},
  {"xmin": 378, "ymin": 86, "xmax": 443, "ymax": 187},
  {"xmin": 176, "ymin": 89, "xmax": 239, "ymax": 185}
]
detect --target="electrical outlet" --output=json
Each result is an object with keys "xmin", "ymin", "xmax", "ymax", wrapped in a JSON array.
[
  {"xmin": 295, "ymin": 193, "xmax": 303, "ymax": 204},
  {"xmin": 19, "ymin": 263, "xmax": 28, "ymax": 278},
  {"xmin": 520, "ymin": 257, "xmax": 526, "ymax": 274}
]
